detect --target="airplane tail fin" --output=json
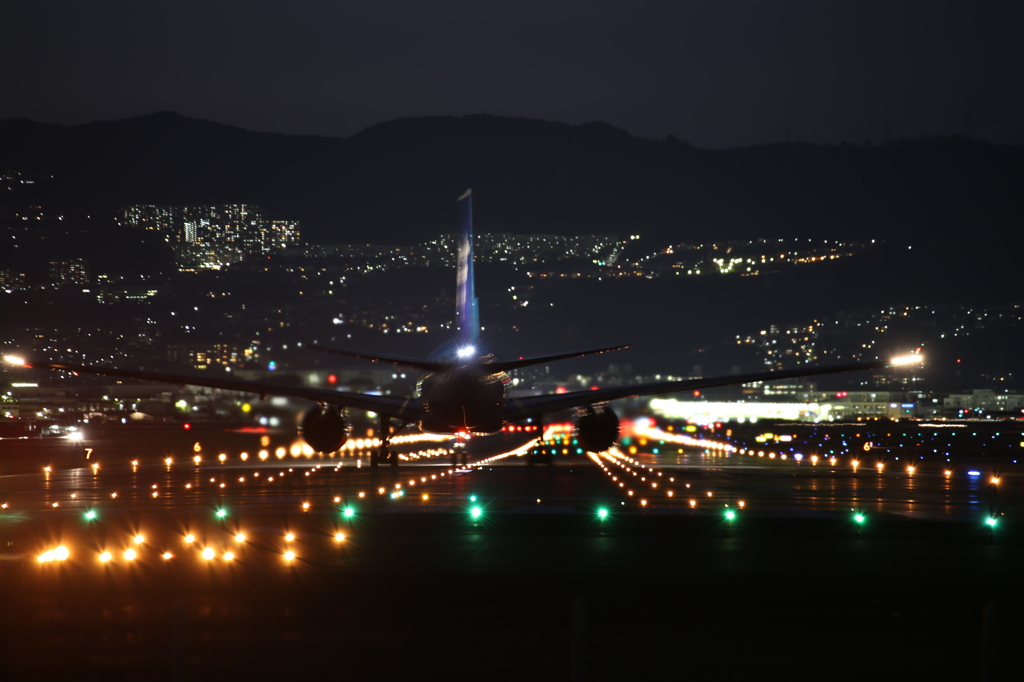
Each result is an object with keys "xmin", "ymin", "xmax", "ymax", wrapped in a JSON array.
[{"xmin": 456, "ymin": 189, "xmax": 480, "ymax": 350}]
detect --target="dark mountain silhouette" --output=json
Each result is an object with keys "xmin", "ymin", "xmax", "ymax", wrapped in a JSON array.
[
  {"xmin": 1, "ymin": 111, "xmax": 1021, "ymax": 309},
  {"xmin": 2, "ymin": 112, "xmax": 1020, "ymax": 243},
  {"xmin": 3, "ymin": 112, "xmax": 1024, "ymax": 382}
]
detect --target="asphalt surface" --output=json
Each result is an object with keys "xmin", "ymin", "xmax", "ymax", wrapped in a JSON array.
[{"xmin": 1, "ymin": 432, "xmax": 1021, "ymax": 680}]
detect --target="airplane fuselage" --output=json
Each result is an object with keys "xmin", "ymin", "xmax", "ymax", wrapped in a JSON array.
[{"xmin": 417, "ymin": 363, "xmax": 510, "ymax": 435}]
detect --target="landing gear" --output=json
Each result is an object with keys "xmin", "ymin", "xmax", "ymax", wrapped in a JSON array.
[
  {"xmin": 452, "ymin": 439, "xmax": 468, "ymax": 467},
  {"xmin": 374, "ymin": 414, "xmax": 399, "ymax": 469}
]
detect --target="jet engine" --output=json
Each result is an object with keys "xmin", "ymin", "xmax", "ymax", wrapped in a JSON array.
[
  {"xmin": 300, "ymin": 405, "xmax": 349, "ymax": 453},
  {"xmin": 573, "ymin": 405, "xmax": 619, "ymax": 453}
]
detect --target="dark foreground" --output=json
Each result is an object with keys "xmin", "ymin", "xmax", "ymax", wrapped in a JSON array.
[
  {"xmin": 1, "ymin": 430, "xmax": 1021, "ymax": 681},
  {"xmin": 2, "ymin": 512, "xmax": 1020, "ymax": 681}
]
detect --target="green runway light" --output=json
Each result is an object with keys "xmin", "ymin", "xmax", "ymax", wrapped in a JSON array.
[
  {"xmin": 597, "ymin": 508, "xmax": 609, "ymax": 520},
  {"xmin": 470, "ymin": 506, "xmax": 483, "ymax": 519},
  {"xmin": 854, "ymin": 513, "xmax": 866, "ymax": 524},
  {"xmin": 985, "ymin": 516, "xmax": 998, "ymax": 528},
  {"xmin": 343, "ymin": 507, "xmax": 355, "ymax": 518},
  {"xmin": 215, "ymin": 508, "xmax": 227, "ymax": 519},
  {"xmin": 725, "ymin": 510, "xmax": 736, "ymax": 521},
  {"xmin": 469, "ymin": 495, "xmax": 477, "ymax": 503},
  {"xmin": 84, "ymin": 510, "xmax": 97, "ymax": 521}
]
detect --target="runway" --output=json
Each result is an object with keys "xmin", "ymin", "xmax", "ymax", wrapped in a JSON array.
[{"xmin": 1, "ymin": 428, "xmax": 1021, "ymax": 680}]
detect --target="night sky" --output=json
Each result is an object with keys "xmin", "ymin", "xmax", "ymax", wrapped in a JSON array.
[{"xmin": 5, "ymin": 1, "xmax": 1023, "ymax": 148}]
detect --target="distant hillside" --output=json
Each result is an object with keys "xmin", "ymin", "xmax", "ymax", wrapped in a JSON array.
[{"xmin": 2, "ymin": 112, "xmax": 1022, "ymax": 296}]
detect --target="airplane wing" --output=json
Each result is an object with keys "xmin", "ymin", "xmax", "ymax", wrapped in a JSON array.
[
  {"xmin": 487, "ymin": 344, "xmax": 631, "ymax": 373},
  {"xmin": 502, "ymin": 359, "xmax": 891, "ymax": 421},
  {"xmin": 13, "ymin": 360, "xmax": 425, "ymax": 422}
]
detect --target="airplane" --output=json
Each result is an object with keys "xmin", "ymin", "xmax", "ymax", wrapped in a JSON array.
[{"xmin": 4, "ymin": 189, "xmax": 916, "ymax": 467}]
